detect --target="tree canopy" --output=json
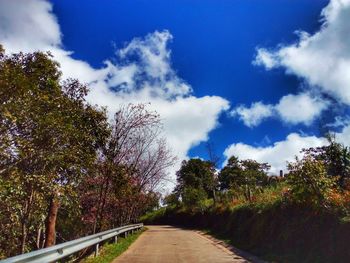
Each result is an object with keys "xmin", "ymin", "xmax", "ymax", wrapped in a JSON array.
[{"xmin": 0, "ymin": 48, "xmax": 174, "ymax": 258}]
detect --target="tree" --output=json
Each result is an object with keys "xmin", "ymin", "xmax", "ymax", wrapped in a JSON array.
[
  {"xmin": 81, "ymin": 104, "xmax": 175, "ymax": 233},
  {"xmin": 0, "ymin": 49, "xmax": 108, "ymax": 252},
  {"xmin": 175, "ymin": 158, "xmax": 216, "ymax": 201},
  {"xmin": 218, "ymin": 156, "xmax": 270, "ymax": 201},
  {"xmin": 239, "ymin": 159, "xmax": 270, "ymax": 201},
  {"xmin": 287, "ymin": 156, "xmax": 336, "ymax": 208},
  {"xmin": 182, "ymin": 187, "xmax": 208, "ymax": 212},
  {"xmin": 163, "ymin": 193, "xmax": 180, "ymax": 207},
  {"xmin": 302, "ymin": 134, "xmax": 350, "ymax": 188},
  {"xmin": 218, "ymin": 156, "xmax": 242, "ymax": 190}
]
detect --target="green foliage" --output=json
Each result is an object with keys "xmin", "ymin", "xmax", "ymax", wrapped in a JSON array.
[
  {"xmin": 142, "ymin": 134, "xmax": 350, "ymax": 263},
  {"xmin": 302, "ymin": 134, "xmax": 350, "ymax": 188},
  {"xmin": 287, "ymin": 157, "xmax": 337, "ymax": 208},
  {"xmin": 182, "ymin": 187, "xmax": 210, "ymax": 212},
  {"xmin": 162, "ymin": 193, "xmax": 180, "ymax": 207},
  {"xmin": 0, "ymin": 48, "xmax": 174, "ymax": 258},
  {"xmin": 140, "ymin": 207, "xmax": 167, "ymax": 223},
  {"xmin": 175, "ymin": 159, "xmax": 216, "ymax": 198},
  {"xmin": 218, "ymin": 156, "xmax": 241, "ymax": 190},
  {"xmin": 219, "ymin": 156, "xmax": 270, "ymax": 202},
  {"xmin": 0, "ymin": 49, "xmax": 107, "ymax": 255},
  {"xmin": 81, "ymin": 229, "xmax": 145, "ymax": 263}
]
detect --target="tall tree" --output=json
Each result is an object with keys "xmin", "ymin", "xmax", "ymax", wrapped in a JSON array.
[
  {"xmin": 218, "ymin": 156, "xmax": 270, "ymax": 201},
  {"xmin": 218, "ymin": 156, "xmax": 242, "ymax": 190},
  {"xmin": 302, "ymin": 134, "xmax": 350, "ymax": 188},
  {"xmin": 175, "ymin": 158, "xmax": 216, "ymax": 200},
  {"xmin": 81, "ymin": 104, "xmax": 175, "ymax": 233},
  {"xmin": 0, "ymin": 49, "xmax": 108, "ymax": 252}
]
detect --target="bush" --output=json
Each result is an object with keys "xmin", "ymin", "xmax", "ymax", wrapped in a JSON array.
[{"xmin": 287, "ymin": 157, "xmax": 336, "ymax": 208}]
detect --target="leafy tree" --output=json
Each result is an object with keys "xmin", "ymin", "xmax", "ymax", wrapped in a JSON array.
[
  {"xmin": 287, "ymin": 157, "xmax": 336, "ymax": 208},
  {"xmin": 218, "ymin": 156, "xmax": 269, "ymax": 201},
  {"xmin": 175, "ymin": 158, "xmax": 216, "ymax": 200},
  {"xmin": 218, "ymin": 156, "xmax": 242, "ymax": 190},
  {"xmin": 0, "ymin": 48, "xmax": 174, "ymax": 258},
  {"xmin": 0, "ymin": 49, "xmax": 108, "ymax": 253},
  {"xmin": 163, "ymin": 193, "xmax": 180, "ymax": 207},
  {"xmin": 182, "ymin": 187, "xmax": 208, "ymax": 212},
  {"xmin": 239, "ymin": 159, "xmax": 270, "ymax": 201},
  {"xmin": 302, "ymin": 134, "xmax": 350, "ymax": 188}
]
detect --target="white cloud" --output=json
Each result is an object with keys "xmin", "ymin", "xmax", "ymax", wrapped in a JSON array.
[
  {"xmin": 336, "ymin": 124, "xmax": 350, "ymax": 145},
  {"xmin": 0, "ymin": 0, "xmax": 61, "ymax": 52},
  {"xmin": 224, "ymin": 133, "xmax": 328, "ymax": 174},
  {"xmin": 231, "ymin": 102, "xmax": 274, "ymax": 127},
  {"xmin": 253, "ymin": 48, "xmax": 278, "ymax": 70},
  {"xmin": 232, "ymin": 92, "xmax": 328, "ymax": 127},
  {"xmin": 224, "ymin": 121, "xmax": 350, "ymax": 174},
  {"xmin": 254, "ymin": 0, "xmax": 350, "ymax": 105},
  {"xmin": 0, "ymin": 0, "xmax": 229, "ymax": 186},
  {"xmin": 275, "ymin": 93, "xmax": 329, "ymax": 125}
]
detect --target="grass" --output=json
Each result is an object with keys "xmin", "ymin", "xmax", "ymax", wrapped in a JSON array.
[{"xmin": 80, "ymin": 228, "xmax": 145, "ymax": 263}]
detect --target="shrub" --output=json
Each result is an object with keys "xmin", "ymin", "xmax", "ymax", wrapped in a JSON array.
[{"xmin": 287, "ymin": 157, "xmax": 336, "ymax": 208}]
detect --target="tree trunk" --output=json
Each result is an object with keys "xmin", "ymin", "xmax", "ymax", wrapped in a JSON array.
[
  {"xmin": 20, "ymin": 222, "xmax": 27, "ymax": 254},
  {"xmin": 212, "ymin": 189, "xmax": 217, "ymax": 204},
  {"xmin": 44, "ymin": 193, "xmax": 59, "ymax": 247},
  {"xmin": 20, "ymin": 187, "xmax": 34, "ymax": 253},
  {"xmin": 36, "ymin": 226, "xmax": 42, "ymax": 249}
]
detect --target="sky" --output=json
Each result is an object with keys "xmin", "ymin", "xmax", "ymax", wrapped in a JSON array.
[{"xmin": 1, "ymin": 0, "xmax": 350, "ymax": 188}]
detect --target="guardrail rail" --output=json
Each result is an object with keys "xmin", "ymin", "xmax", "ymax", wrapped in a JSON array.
[{"xmin": 0, "ymin": 223, "xmax": 143, "ymax": 263}]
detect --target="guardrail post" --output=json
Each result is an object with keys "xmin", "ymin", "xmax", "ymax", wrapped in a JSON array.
[
  {"xmin": 114, "ymin": 235, "xmax": 118, "ymax": 243},
  {"xmin": 124, "ymin": 231, "xmax": 128, "ymax": 238},
  {"xmin": 95, "ymin": 243, "xmax": 99, "ymax": 257}
]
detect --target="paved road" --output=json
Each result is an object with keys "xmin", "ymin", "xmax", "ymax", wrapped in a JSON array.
[{"xmin": 113, "ymin": 225, "xmax": 264, "ymax": 263}]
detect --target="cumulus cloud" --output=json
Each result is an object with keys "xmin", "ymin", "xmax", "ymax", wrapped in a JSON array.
[
  {"xmin": 232, "ymin": 92, "xmax": 328, "ymax": 127},
  {"xmin": 0, "ymin": 0, "xmax": 229, "ymax": 184},
  {"xmin": 224, "ymin": 133, "xmax": 328, "ymax": 174},
  {"xmin": 224, "ymin": 121, "xmax": 350, "ymax": 174},
  {"xmin": 254, "ymin": 0, "xmax": 350, "ymax": 105},
  {"xmin": 275, "ymin": 93, "xmax": 329, "ymax": 125},
  {"xmin": 0, "ymin": 0, "xmax": 61, "ymax": 52},
  {"xmin": 230, "ymin": 102, "xmax": 274, "ymax": 127}
]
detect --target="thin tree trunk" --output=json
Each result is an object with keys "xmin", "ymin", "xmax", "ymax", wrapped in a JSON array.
[
  {"xmin": 36, "ymin": 226, "xmax": 42, "ymax": 249},
  {"xmin": 96, "ymin": 178, "xmax": 110, "ymax": 232},
  {"xmin": 20, "ymin": 222, "xmax": 27, "ymax": 254},
  {"xmin": 212, "ymin": 189, "xmax": 217, "ymax": 204},
  {"xmin": 44, "ymin": 192, "xmax": 59, "ymax": 247},
  {"xmin": 93, "ymin": 183, "xmax": 105, "ymax": 234},
  {"xmin": 20, "ymin": 187, "xmax": 34, "ymax": 253}
]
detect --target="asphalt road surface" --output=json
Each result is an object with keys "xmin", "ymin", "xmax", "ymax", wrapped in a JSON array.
[{"xmin": 113, "ymin": 225, "xmax": 265, "ymax": 263}]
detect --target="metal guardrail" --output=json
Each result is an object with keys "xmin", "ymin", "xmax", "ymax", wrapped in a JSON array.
[{"xmin": 0, "ymin": 223, "xmax": 143, "ymax": 263}]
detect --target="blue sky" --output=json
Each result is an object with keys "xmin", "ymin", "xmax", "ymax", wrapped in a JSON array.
[
  {"xmin": 52, "ymin": 0, "xmax": 327, "ymax": 150},
  {"xmin": 1, "ymin": 0, "xmax": 350, "ymax": 181}
]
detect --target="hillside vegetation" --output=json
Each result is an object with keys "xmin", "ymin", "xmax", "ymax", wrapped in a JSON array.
[{"xmin": 142, "ymin": 136, "xmax": 350, "ymax": 262}]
